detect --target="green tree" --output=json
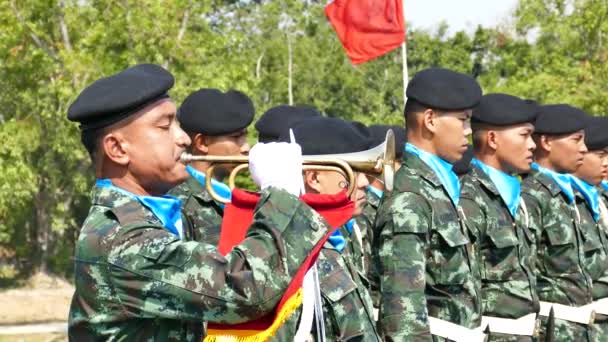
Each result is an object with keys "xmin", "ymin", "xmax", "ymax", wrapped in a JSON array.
[{"xmin": 478, "ymin": 0, "xmax": 608, "ymax": 113}]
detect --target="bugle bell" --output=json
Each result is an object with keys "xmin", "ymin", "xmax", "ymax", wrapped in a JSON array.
[{"xmin": 180, "ymin": 130, "xmax": 396, "ymax": 203}]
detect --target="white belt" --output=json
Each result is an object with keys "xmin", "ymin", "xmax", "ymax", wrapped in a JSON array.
[
  {"xmin": 591, "ymin": 298, "xmax": 608, "ymax": 316},
  {"xmin": 428, "ymin": 317, "xmax": 486, "ymax": 342},
  {"xmin": 481, "ymin": 313, "xmax": 538, "ymax": 336},
  {"xmin": 539, "ymin": 301, "xmax": 595, "ymax": 325}
]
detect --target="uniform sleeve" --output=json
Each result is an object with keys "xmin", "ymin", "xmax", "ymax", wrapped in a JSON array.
[
  {"xmin": 107, "ymin": 187, "xmax": 329, "ymax": 324},
  {"xmin": 374, "ymin": 192, "xmax": 432, "ymax": 341}
]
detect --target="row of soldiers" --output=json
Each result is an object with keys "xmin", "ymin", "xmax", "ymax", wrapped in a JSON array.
[{"xmin": 64, "ymin": 63, "xmax": 608, "ymax": 341}]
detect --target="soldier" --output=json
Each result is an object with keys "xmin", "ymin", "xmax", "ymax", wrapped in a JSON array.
[
  {"xmin": 257, "ymin": 106, "xmax": 371, "ymax": 284},
  {"xmin": 66, "ymin": 64, "xmax": 332, "ymax": 340},
  {"xmin": 274, "ymin": 117, "xmax": 380, "ymax": 341},
  {"xmin": 168, "ymin": 89, "xmax": 253, "ymax": 246},
  {"xmin": 373, "ymin": 68, "xmax": 484, "ymax": 341},
  {"xmin": 521, "ymin": 104, "xmax": 594, "ymax": 341},
  {"xmin": 332, "ymin": 121, "xmax": 374, "ymax": 287},
  {"xmin": 356, "ymin": 124, "xmax": 406, "ymax": 309},
  {"xmin": 570, "ymin": 116, "xmax": 608, "ymax": 340},
  {"xmin": 459, "ymin": 94, "xmax": 539, "ymax": 340}
]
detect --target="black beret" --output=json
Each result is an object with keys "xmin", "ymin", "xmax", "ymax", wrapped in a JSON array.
[
  {"xmin": 368, "ymin": 125, "xmax": 406, "ymax": 158},
  {"xmin": 255, "ymin": 105, "xmax": 321, "ymax": 143},
  {"xmin": 406, "ymin": 68, "xmax": 482, "ymax": 111},
  {"xmin": 452, "ymin": 144, "xmax": 474, "ymax": 175},
  {"xmin": 584, "ymin": 116, "xmax": 608, "ymax": 151},
  {"xmin": 472, "ymin": 93, "xmax": 539, "ymax": 126},
  {"xmin": 178, "ymin": 89, "xmax": 254, "ymax": 136},
  {"xmin": 534, "ymin": 104, "xmax": 587, "ymax": 135},
  {"xmin": 68, "ymin": 64, "xmax": 174, "ymax": 130},
  {"xmin": 524, "ymin": 99, "xmax": 541, "ymax": 108},
  {"xmin": 279, "ymin": 117, "xmax": 374, "ymax": 155},
  {"xmin": 349, "ymin": 120, "xmax": 371, "ymax": 138}
]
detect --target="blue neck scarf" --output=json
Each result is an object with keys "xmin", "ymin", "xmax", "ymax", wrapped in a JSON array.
[
  {"xmin": 405, "ymin": 143, "xmax": 460, "ymax": 206},
  {"xmin": 471, "ymin": 159, "xmax": 521, "ymax": 219},
  {"xmin": 187, "ymin": 165, "xmax": 232, "ymax": 208},
  {"xmin": 570, "ymin": 175, "xmax": 600, "ymax": 222},
  {"xmin": 602, "ymin": 180, "xmax": 608, "ymax": 193},
  {"xmin": 531, "ymin": 163, "xmax": 575, "ymax": 204},
  {"xmin": 328, "ymin": 230, "xmax": 346, "ymax": 253},
  {"xmin": 345, "ymin": 219, "xmax": 355, "ymax": 234},
  {"xmin": 327, "ymin": 219, "xmax": 356, "ymax": 253},
  {"xmin": 95, "ymin": 179, "xmax": 183, "ymax": 238},
  {"xmin": 367, "ymin": 186, "xmax": 384, "ymax": 199}
]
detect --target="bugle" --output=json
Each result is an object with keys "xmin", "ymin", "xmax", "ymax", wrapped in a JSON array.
[{"xmin": 180, "ymin": 130, "xmax": 396, "ymax": 204}]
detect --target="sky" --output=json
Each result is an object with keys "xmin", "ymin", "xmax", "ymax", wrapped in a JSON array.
[{"xmin": 404, "ymin": 0, "xmax": 519, "ymax": 34}]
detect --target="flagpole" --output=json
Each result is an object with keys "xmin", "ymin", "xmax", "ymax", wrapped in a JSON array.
[
  {"xmin": 401, "ymin": 1, "xmax": 408, "ymax": 106},
  {"xmin": 402, "ymin": 42, "xmax": 408, "ymax": 105}
]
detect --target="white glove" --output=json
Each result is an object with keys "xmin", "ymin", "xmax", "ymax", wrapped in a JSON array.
[{"xmin": 249, "ymin": 142, "xmax": 303, "ymax": 197}]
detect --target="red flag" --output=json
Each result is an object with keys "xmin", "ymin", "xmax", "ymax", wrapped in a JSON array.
[
  {"xmin": 206, "ymin": 189, "xmax": 354, "ymax": 341},
  {"xmin": 325, "ymin": 0, "xmax": 406, "ymax": 65}
]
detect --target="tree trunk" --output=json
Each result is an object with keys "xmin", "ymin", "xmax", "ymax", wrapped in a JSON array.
[{"xmin": 33, "ymin": 179, "xmax": 50, "ymax": 274}]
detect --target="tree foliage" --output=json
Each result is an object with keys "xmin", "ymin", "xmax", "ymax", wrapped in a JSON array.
[{"xmin": 0, "ymin": 0, "xmax": 606, "ymax": 280}]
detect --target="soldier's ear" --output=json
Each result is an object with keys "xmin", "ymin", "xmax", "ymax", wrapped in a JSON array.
[
  {"xmin": 539, "ymin": 135, "xmax": 552, "ymax": 152},
  {"xmin": 487, "ymin": 130, "xmax": 499, "ymax": 151},
  {"xmin": 101, "ymin": 132, "xmax": 129, "ymax": 166},
  {"xmin": 422, "ymin": 108, "xmax": 438, "ymax": 134},
  {"xmin": 193, "ymin": 133, "xmax": 209, "ymax": 154},
  {"xmin": 304, "ymin": 170, "xmax": 322, "ymax": 194}
]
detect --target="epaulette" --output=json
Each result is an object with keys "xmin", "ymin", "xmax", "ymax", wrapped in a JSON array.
[
  {"xmin": 530, "ymin": 173, "xmax": 562, "ymax": 197},
  {"xmin": 110, "ymin": 200, "xmax": 158, "ymax": 227},
  {"xmin": 459, "ymin": 171, "xmax": 481, "ymax": 199}
]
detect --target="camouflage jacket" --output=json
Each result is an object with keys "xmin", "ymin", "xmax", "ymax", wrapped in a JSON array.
[
  {"xmin": 577, "ymin": 187, "xmax": 608, "ymax": 300},
  {"xmin": 355, "ymin": 189, "xmax": 381, "ymax": 306},
  {"xmin": 317, "ymin": 239, "xmax": 379, "ymax": 341},
  {"xmin": 68, "ymin": 185, "xmax": 329, "ymax": 341},
  {"xmin": 521, "ymin": 169, "xmax": 593, "ymax": 306},
  {"xmin": 460, "ymin": 165, "xmax": 539, "ymax": 319},
  {"xmin": 354, "ymin": 189, "xmax": 381, "ymax": 275},
  {"xmin": 168, "ymin": 175, "xmax": 223, "ymax": 246},
  {"xmin": 373, "ymin": 154, "xmax": 481, "ymax": 341},
  {"xmin": 269, "ymin": 236, "xmax": 380, "ymax": 341},
  {"xmin": 341, "ymin": 221, "xmax": 367, "ymax": 285}
]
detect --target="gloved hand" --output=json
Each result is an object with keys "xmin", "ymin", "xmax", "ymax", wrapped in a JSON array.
[{"xmin": 249, "ymin": 142, "xmax": 303, "ymax": 197}]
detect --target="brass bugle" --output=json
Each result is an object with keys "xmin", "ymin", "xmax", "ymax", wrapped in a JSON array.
[{"xmin": 180, "ymin": 129, "xmax": 396, "ymax": 204}]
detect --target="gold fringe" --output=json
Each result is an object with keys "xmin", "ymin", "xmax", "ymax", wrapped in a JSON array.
[{"xmin": 204, "ymin": 288, "xmax": 303, "ymax": 342}]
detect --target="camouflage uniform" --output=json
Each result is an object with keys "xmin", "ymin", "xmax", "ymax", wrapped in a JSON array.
[
  {"xmin": 354, "ymin": 189, "xmax": 381, "ymax": 274},
  {"xmin": 460, "ymin": 165, "xmax": 539, "ymax": 341},
  {"xmin": 168, "ymin": 175, "xmax": 223, "ymax": 246},
  {"xmin": 342, "ymin": 220, "xmax": 368, "ymax": 284},
  {"xmin": 579, "ymin": 186, "xmax": 608, "ymax": 342},
  {"xmin": 271, "ymin": 226, "xmax": 380, "ymax": 341},
  {"xmin": 68, "ymin": 185, "xmax": 329, "ymax": 341},
  {"xmin": 373, "ymin": 153, "xmax": 482, "ymax": 341},
  {"xmin": 355, "ymin": 189, "xmax": 382, "ymax": 307},
  {"xmin": 521, "ymin": 169, "xmax": 594, "ymax": 341}
]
